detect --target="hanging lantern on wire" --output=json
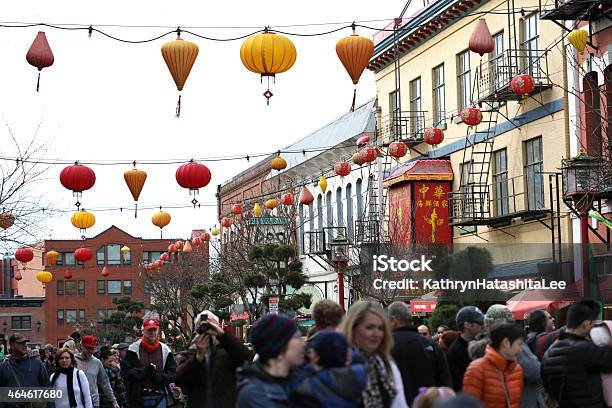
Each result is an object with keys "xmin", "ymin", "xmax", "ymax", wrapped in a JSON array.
[
  {"xmin": 168, "ymin": 244, "xmax": 176, "ymax": 254},
  {"xmin": 101, "ymin": 266, "xmax": 110, "ymax": 277},
  {"xmin": 511, "ymin": 73, "xmax": 535, "ymax": 97},
  {"xmin": 60, "ymin": 163, "xmax": 96, "ymax": 209},
  {"xmin": 160, "ymin": 252, "xmax": 169, "ymax": 262},
  {"xmin": 334, "ymin": 162, "xmax": 351, "ymax": 178},
  {"xmin": 240, "ymin": 29, "xmax": 297, "ymax": 105},
  {"xmin": 26, "ymin": 31, "xmax": 54, "ymax": 92},
  {"xmin": 336, "ymin": 24, "xmax": 374, "ymax": 111},
  {"xmin": 460, "ymin": 107, "xmax": 483, "ymax": 126},
  {"xmin": 281, "ymin": 193, "xmax": 295, "ymax": 206},
  {"xmin": 424, "ymin": 128, "xmax": 445, "ymax": 147},
  {"xmin": 71, "ymin": 210, "xmax": 96, "ymax": 235},
  {"xmin": 271, "ymin": 156, "xmax": 287, "ymax": 171},
  {"xmin": 175, "ymin": 241, "xmax": 185, "ymax": 252},
  {"xmin": 152, "ymin": 210, "xmax": 171, "ymax": 238},
  {"xmin": 121, "ymin": 246, "xmax": 130, "ymax": 255},
  {"xmin": 469, "ymin": 19, "xmax": 494, "ymax": 78},
  {"xmin": 352, "ymin": 152, "xmax": 366, "ymax": 166},
  {"xmin": 176, "ymin": 160, "xmax": 211, "ymax": 207},
  {"xmin": 161, "ymin": 30, "xmax": 199, "ymax": 117},
  {"xmin": 221, "ymin": 217, "xmax": 233, "ymax": 228},
  {"xmin": 15, "ymin": 247, "xmax": 34, "ymax": 271},
  {"xmin": 211, "ymin": 226, "xmax": 221, "ymax": 236},
  {"xmin": 201, "ymin": 232, "xmax": 211, "ymax": 242},
  {"xmin": 183, "ymin": 240, "xmax": 193, "ymax": 253},
  {"xmin": 359, "ymin": 146, "xmax": 378, "ymax": 163},
  {"xmin": 0, "ymin": 212, "xmax": 15, "ymax": 230},
  {"xmin": 13, "ymin": 270, "xmax": 22, "ymax": 281},
  {"xmin": 388, "ymin": 141, "xmax": 408, "ymax": 159},
  {"xmin": 568, "ymin": 29, "xmax": 588, "ymax": 53},
  {"xmin": 64, "ymin": 270, "xmax": 73, "ymax": 280},
  {"xmin": 265, "ymin": 198, "xmax": 279, "ymax": 210},
  {"xmin": 232, "ymin": 204, "xmax": 243, "ymax": 215},
  {"xmin": 319, "ymin": 176, "xmax": 328, "ymax": 193},
  {"xmin": 299, "ymin": 186, "xmax": 314, "ymax": 205},
  {"xmin": 74, "ymin": 248, "xmax": 93, "ymax": 263},
  {"xmin": 46, "ymin": 250, "xmax": 59, "ymax": 267},
  {"xmin": 36, "ymin": 271, "xmax": 53, "ymax": 288},
  {"xmin": 356, "ymin": 136, "xmax": 370, "ymax": 148},
  {"xmin": 192, "ymin": 236, "xmax": 202, "ymax": 248},
  {"xmin": 253, "ymin": 203, "xmax": 263, "ymax": 217},
  {"xmin": 124, "ymin": 167, "xmax": 147, "ymax": 218}
]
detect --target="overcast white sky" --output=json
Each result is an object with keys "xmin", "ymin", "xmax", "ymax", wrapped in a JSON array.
[{"xmin": 2, "ymin": 0, "xmax": 417, "ymax": 242}]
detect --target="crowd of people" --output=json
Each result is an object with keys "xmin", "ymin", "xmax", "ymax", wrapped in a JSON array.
[{"xmin": 0, "ymin": 298, "xmax": 610, "ymax": 407}]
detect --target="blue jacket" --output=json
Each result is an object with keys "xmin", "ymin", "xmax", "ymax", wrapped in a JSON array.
[
  {"xmin": 236, "ymin": 362, "xmax": 291, "ymax": 408},
  {"xmin": 290, "ymin": 364, "xmax": 366, "ymax": 408},
  {"xmin": 0, "ymin": 354, "xmax": 50, "ymax": 387}
]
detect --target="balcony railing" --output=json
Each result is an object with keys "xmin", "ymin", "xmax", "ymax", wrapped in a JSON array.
[
  {"xmin": 449, "ymin": 174, "xmax": 551, "ymax": 226},
  {"xmin": 377, "ymin": 110, "xmax": 427, "ymax": 145},
  {"xmin": 355, "ymin": 219, "xmax": 381, "ymax": 245},
  {"xmin": 474, "ymin": 48, "xmax": 551, "ymax": 103}
]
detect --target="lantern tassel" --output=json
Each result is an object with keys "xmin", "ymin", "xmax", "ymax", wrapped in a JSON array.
[
  {"xmin": 351, "ymin": 88, "xmax": 356, "ymax": 112},
  {"xmin": 36, "ymin": 72, "xmax": 41, "ymax": 92},
  {"xmin": 134, "ymin": 203, "xmax": 138, "ymax": 219},
  {"xmin": 175, "ymin": 94, "xmax": 182, "ymax": 118}
]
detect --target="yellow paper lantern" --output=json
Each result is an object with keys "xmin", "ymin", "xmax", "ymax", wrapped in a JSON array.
[
  {"xmin": 253, "ymin": 203, "xmax": 263, "ymax": 217},
  {"xmin": 36, "ymin": 271, "xmax": 53, "ymax": 284},
  {"xmin": 336, "ymin": 28, "xmax": 375, "ymax": 111},
  {"xmin": 161, "ymin": 34, "xmax": 199, "ymax": 117},
  {"xmin": 271, "ymin": 157, "xmax": 287, "ymax": 171},
  {"xmin": 265, "ymin": 199, "xmax": 279, "ymax": 210},
  {"xmin": 121, "ymin": 246, "xmax": 130, "ymax": 254},
  {"xmin": 211, "ymin": 226, "xmax": 221, "ymax": 236},
  {"xmin": 152, "ymin": 210, "xmax": 171, "ymax": 238},
  {"xmin": 319, "ymin": 175, "xmax": 328, "ymax": 193},
  {"xmin": 71, "ymin": 210, "xmax": 95, "ymax": 232},
  {"xmin": 568, "ymin": 29, "xmax": 588, "ymax": 53},
  {"xmin": 240, "ymin": 30, "xmax": 297, "ymax": 104},
  {"xmin": 46, "ymin": 250, "xmax": 59, "ymax": 266}
]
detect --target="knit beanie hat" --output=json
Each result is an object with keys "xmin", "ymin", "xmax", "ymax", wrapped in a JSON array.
[
  {"xmin": 310, "ymin": 330, "xmax": 348, "ymax": 368},
  {"xmin": 249, "ymin": 314, "xmax": 298, "ymax": 360},
  {"xmin": 484, "ymin": 304, "xmax": 515, "ymax": 328}
]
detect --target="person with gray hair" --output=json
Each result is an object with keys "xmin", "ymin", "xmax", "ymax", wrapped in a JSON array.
[{"xmin": 387, "ymin": 301, "xmax": 452, "ymax": 405}]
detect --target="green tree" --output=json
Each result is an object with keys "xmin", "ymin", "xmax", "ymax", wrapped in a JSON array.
[{"xmin": 97, "ymin": 297, "xmax": 144, "ymax": 345}]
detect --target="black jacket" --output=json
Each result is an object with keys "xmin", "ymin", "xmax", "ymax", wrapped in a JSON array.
[
  {"xmin": 121, "ymin": 340, "xmax": 177, "ymax": 408},
  {"xmin": 391, "ymin": 326, "xmax": 452, "ymax": 404},
  {"xmin": 174, "ymin": 332, "xmax": 251, "ymax": 408},
  {"xmin": 446, "ymin": 335, "xmax": 470, "ymax": 391},
  {"xmin": 526, "ymin": 327, "xmax": 565, "ymax": 361},
  {"xmin": 541, "ymin": 331, "xmax": 612, "ymax": 408}
]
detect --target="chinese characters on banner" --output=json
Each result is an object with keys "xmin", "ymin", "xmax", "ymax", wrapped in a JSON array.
[
  {"xmin": 414, "ymin": 181, "xmax": 452, "ymax": 244},
  {"xmin": 388, "ymin": 185, "xmax": 412, "ymax": 244}
]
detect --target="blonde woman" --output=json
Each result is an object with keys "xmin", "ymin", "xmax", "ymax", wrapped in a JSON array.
[{"xmin": 338, "ymin": 301, "xmax": 408, "ymax": 408}]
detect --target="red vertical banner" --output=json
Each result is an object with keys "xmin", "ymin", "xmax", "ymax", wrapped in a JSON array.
[
  {"xmin": 413, "ymin": 181, "xmax": 452, "ymax": 244},
  {"xmin": 388, "ymin": 184, "xmax": 412, "ymax": 244}
]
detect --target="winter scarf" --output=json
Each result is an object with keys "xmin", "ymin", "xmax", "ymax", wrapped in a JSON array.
[
  {"xmin": 361, "ymin": 351, "xmax": 396, "ymax": 408},
  {"xmin": 140, "ymin": 336, "xmax": 160, "ymax": 353},
  {"xmin": 52, "ymin": 367, "xmax": 78, "ymax": 407}
]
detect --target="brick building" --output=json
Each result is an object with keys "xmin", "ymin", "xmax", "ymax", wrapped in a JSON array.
[
  {"xmin": 0, "ymin": 297, "xmax": 46, "ymax": 350},
  {"xmin": 43, "ymin": 225, "xmax": 168, "ymax": 346}
]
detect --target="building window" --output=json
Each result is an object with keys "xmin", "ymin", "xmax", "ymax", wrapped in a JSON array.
[
  {"xmin": 490, "ymin": 32, "xmax": 505, "ymax": 88},
  {"xmin": 356, "ymin": 179, "xmax": 363, "ymax": 221},
  {"xmin": 389, "ymin": 89, "xmax": 399, "ymax": 115},
  {"xmin": 346, "ymin": 183, "xmax": 354, "ymax": 240},
  {"xmin": 123, "ymin": 280, "xmax": 132, "ymax": 295},
  {"xmin": 11, "ymin": 316, "xmax": 31, "ymax": 330},
  {"xmin": 64, "ymin": 252, "xmax": 76, "ymax": 266},
  {"xmin": 56, "ymin": 255, "xmax": 63, "ymax": 266},
  {"xmin": 57, "ymin": 310, "xmax": 64, "ymax": 325},
  {"xmin": 65, "ymin": 281, "xmax": 77, "ymax": 296},
  {"xmin": 66, "ymin": 310, "xmax": 77, "ymax": 325},
  {"xmin": 432, "ymin": 64, "xmax": 445, "ymax": 126},
  {"xmin": 97, "ymin": 247, "xmax": 105, "ymax": 265},
  {"xmin": 97, "ymin": 309, "xmax": 108, "ymax": 321},
  {"xmin": 57, "ymin": 280, "xmax": 64, "ymax": 296},
  {"xmin": 143, "ymin": 252, "xmax": 162, "ymax": 264},
  {"xmin": 521, "ymin": 14, "xmax": 540, "ymax": 77},
  {"xmin": 493, "ymin": 149, "xmax": 509, "ymax": 216},
  {"xmin": 97, "ymin": 280, "xmax": 106, "ymax": 295},
  {"xmin": 524, "ymin": 137, "xmax": 544, "ymax": 210},
  {"xmin": 308, "ymin": 203, "xmax": 315, "ymax": 233},
  {"xmin": 79, "ymin": 309, "xmax": 86, "ymax": 324},
  {"xmin": 108, "ymin": 280, "xmax": 122, "ymax": 294},
  {"xmin": 123, "ymin": 248, "xmax": 131, "ymax": 265},
  {"xmin": 326, "ymin": 191, "xmax": 333, "ymax": 242},
  {"xmin": 457, "ymin": 50, "xmax": 471, "ymax": 110},
  {"xmin": 316, "ymin": 194, "xmax": 323, "ymax": 233},
  {"xmin": 107, "ymin": 244, "xmax": 121, "ymax": 265},
  {"xmin": 78, "ymin": 280, "xmax": 85, "ymax": 296},
  {"xmin": 336, "ymin": 187, "xmax": 344, "ymax": 227},
  {"xmin": 459, "ymin": 162, "xmax": 476, "ymax": 234},
  {"xmin": 409, "ymin": 77, "xmax": 423, "ymax": 135}
]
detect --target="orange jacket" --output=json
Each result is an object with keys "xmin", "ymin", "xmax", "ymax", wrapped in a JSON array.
[{"xmin": 463, "ymin": 345, "xmax": 524, "ymax": 408}]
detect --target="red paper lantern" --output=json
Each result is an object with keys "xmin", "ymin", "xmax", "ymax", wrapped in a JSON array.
[
  {"xmin": 101, "ymin": 266, "xmax": 110, "ymax": 277},
  {"xmin": 74, "ymin": 248, "xmax": 92, "ymax": 263},
  {"xmin": 282, "ymin": 193, "xmax": 295, "ymax": 206},
  {"xmin": 175, "ymin": 241, "xmax": 184, "ymax": 251},
  {"xmin": 334, "ymin": 161, "xmax": 351, "ymax": 177},
  {"xmin": 469, "ymin": 19, "xmax": 494, "ymax": 56},
  {"xmin": 64, "ymin": 270, "xmax": 72, "ymax": 280},
  {"xmin": 231, "ymin": 204, "xmax": 243, "ymax": 215},
  {"xmin": 201, "ymin": 232, "xmax": 211, "ymax": 242},
  {"xmin": 154, "ymin": 260, "xmax": 163, "ymax": 270},
  {"xmin": 192, "ymin": 236, "xmax": 202, "ymax": 247},
  {"xmin": 356, "ymin": 135, "xmax": 370, "ymax": 147},
  {"xmin": 14, "ymin": 270, "xmax": 22, "ymax": 281},
  {"xmin": 460, "ymin": 107, "xmax": 483, "ymax": 126},
  {"xmin": 168, "ymin": 244, "xmax": 176, "ymax": 253},
  {"xmin": 388, "ymin": 141, "xmax": 408, "ymax": 158},
  {"xmin": 26, "ymin": 31, "xmax": 54, "ymax": 91},
  {"xmin": 60, "ymin": 164, "xmax": 96, "ymax": 197},
  {"xmin": 160, "ymin": 252, "xmax": 169, "ymax": 262},
  {"xmin": 424, "ymin": 128, "xmax": 445, "ymax": 146},
  {"xmin": 176, "ymin": 160, "xmax": 211, "ymax": 205},
  {"xmin": 359, "ymin": 147, "xmax": 378, "ymax": 163},
  {"xmin": 15, "ymin": 248, "xmax": 34, "ymax": 264},
  {"xmin": 183, "ymin": 241, "xmax": 193, "ymax": 253},
  {"xmin": 299, "ymin": 186, "xmax": 314, "ymax": 205},
  {"xmin": 221, "ymin": 217, "xmax": 232, "ymax": 228},
  {"xmin": 352, "ymin": 152, "xmax": 366, "ymax": 166},
  {"xmin": 511, "ymin": 73, "xmax": 535, "ymax": 96}
]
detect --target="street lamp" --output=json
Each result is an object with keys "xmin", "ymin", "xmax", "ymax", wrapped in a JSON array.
[
  {"xmin": 330, "ymin": 235, "xmax": 349, "ymax": 312},
  {"xmin": 36, "ymin": 321, "xmax": 41, "ymax": 333},
  {"xmin": 562, "ymin": 149, "xmax": 601, "ymax": 298}
]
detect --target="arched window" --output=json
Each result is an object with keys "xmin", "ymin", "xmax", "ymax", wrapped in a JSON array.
[
  {"xmin": 326, "ymin": 191, "xmax": 333, "ymax": 243},
  {"xmin": 107, "ymin": 244, "xmax": 121, "ymax": 265},
  {"xmin": 96, "ymin": 247, "xmax": 105, "ymax": 265},
  {"xmin": 308, "ymin": 203, "xmax": 314, "ymax": 232},
  {"xmin": 317, "ymin": 194, "xmax": 323, "ymax": 232},
  {"xmin": 336, "ymin": 187, "xmax": 344, "ymax": 227},
  {"xmin": 356, "ymin": 178, "xmax": 363, "ymax": 221},
  {"xmin": 346, "ymin": 183, "xmax": 353, "ymax": 240},
  {"xmin": 298, "ymin": 201, "xmax": 304, "ymax": 254}
]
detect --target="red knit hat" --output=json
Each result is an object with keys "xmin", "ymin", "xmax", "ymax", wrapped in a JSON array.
[{"xmin": 81, "ymin": 335, "xmax": 97, "ymax": 348}]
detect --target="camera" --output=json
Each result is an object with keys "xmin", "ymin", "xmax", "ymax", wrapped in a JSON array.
[{"xmin": 196, "ymin": 314, "xmax": 209, "ymax": 334}]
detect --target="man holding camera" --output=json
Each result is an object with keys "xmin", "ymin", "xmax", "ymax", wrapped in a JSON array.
[
  {"xmin": 175, "ymin": 310, "xmax": 251, "ymax": 408},
  {"xmin": 121, "ymin": 318, "xmax": 176, "ymax": 408}
]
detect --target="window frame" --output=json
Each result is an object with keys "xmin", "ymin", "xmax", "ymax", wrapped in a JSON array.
[
  {"xmin": 493, "ymin": 149, "xmax": 510, "ymax": 216},
  {"xmin": 96, "ymin": 246, "xmax": 105, "ymax": 265},
  {"xmin": 409, "ymin": 77, "xmax": 423, "ymax": 135},
  {"xmin": 123, "ymin": 280, "xmax": 132, "ymax": 295},
  {"xmin": 57, "ymin": 280, "xmax": 65, "ymax": 296},
  {"xmin": 64, "ymin": 252, "xmax": 76, "ymax": 266},
  {"xmin": 57, "ymin": 310, "xmax": 65, "ymax": 325},
  {"xmin": 107, "ymin": 280, "xmax": 122, "ymax": 295},
  {"xmin": 457, "ymin": 50, "xmax": 472, "ymax": 110},
  {"xmin": 107, "ymin": 244, "xmax": 121, "ymax": 266},
  {"xmin": 97, "ymin": 280, "xmax": 106, "ymax": 295},
  {"xmin": 432, "ymin": 64, "xmax": 446, "ymax": 126},
  {"xmin": 520, "ymin": 13, "xmax": 540, "ymax": 77},
  {"xmin": 11, "ymin": 316, "xmax": 31, "ymax": 330},
  {"xmin": 65, "ymin": 280, "xmax": 77, "ymax": 296},
  {"xmin": 490, "ymin": 31, "xmax": 506, "ymax": 89},
  {"xmin": 65, "ymin": 309, "xmax": 77, "ymax": 325},
  {"xmin": 78, "ymin": 280, "xmax": 85, "ymax": 296},
  {"xmin": 524, "ymin": 137, "xmax": 545, "ymax": 210}
]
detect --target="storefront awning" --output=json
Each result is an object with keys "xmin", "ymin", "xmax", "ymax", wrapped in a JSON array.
[{"xmin": 384, "ymin": 159, "xmax": 453, "ymax": 187}]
